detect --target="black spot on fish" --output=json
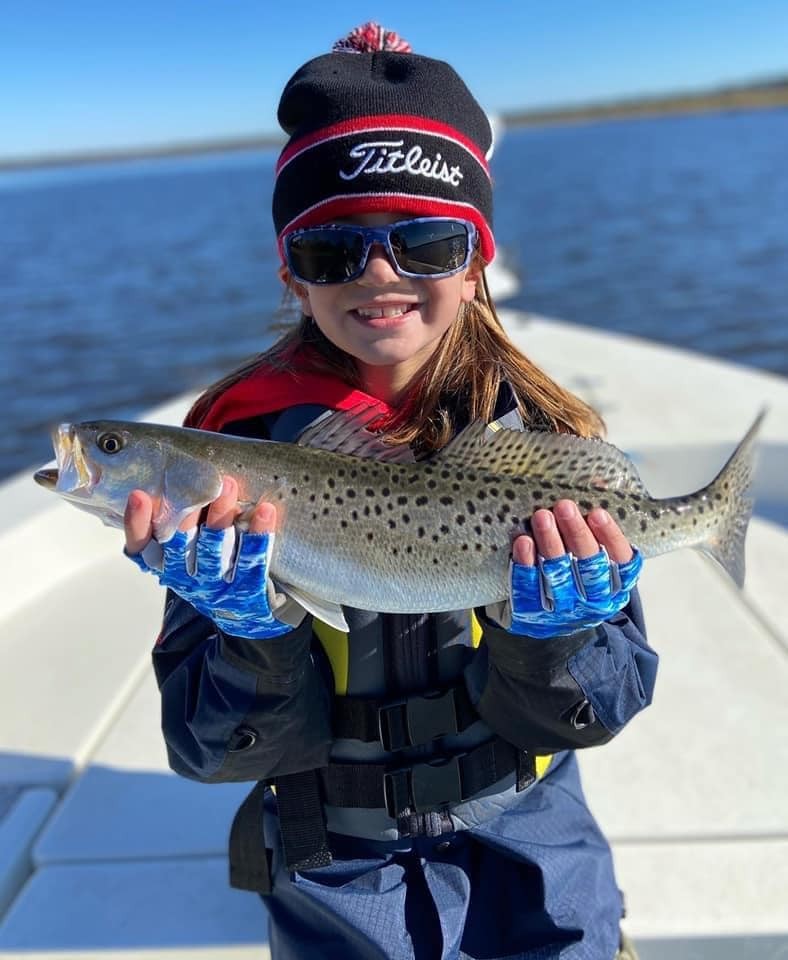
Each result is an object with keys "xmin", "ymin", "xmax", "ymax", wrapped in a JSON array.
[
  {"xmin": 365, "ymin": 488, "xmax": 375, "ymax": 497},
  {"xmin": 363, "ymin": 505, "xmax": 370, "ymax": 517},
  {"xmin": 350, "ymin": 470, "xmax": 358, "ymax": 479},
  {"xmin": 367, "ymin": 533, "xmax": 374, "ymax": 541},
  {"xmin": 341, "ymin": 520, "xmax": 348, "ymax": 529},
  {"xmin": 351, "ymin": 510, "xmax": 358, "ymax": 521},
  {"xmin": 462, "ymin": 543, "xmax": 469, "ymax": 551},
  {"xmin": 406, "ymin": 545, "xmax": 413, "ymax": 554},
  {"xmin": 650, "ymin": 509, "xmax": 660, "ymax": 519},
  {"xmin": 418, "ymin": 526, "xmax": 426, "ymax": 538},
  {"xmin": 477, "ymin": 490, "xmax": 487, "ymax": 501},
  {"xmin": 402, "ymin": 514, "xmax": 411, "ymax": 524},
  {"xmin": 456, "ymin": 515, "xmax": 466, "ymax": 525},
  {"xmin": 382, "ymin": 487, "xmax": 391, "ymax": 497},
  {"xmin": 452, "ymin": 483, "xmax": 461, "ymax": 492},
  {"xmin": 327, "ymin": 478, "xmax": 335, "ymax": 489},
  {"xmin": 335, "ymin": 497, "xmax": 344, "ymax": 505},
  {"xmin": 416, "ymin": 496, "xmax": 428, "ymax": 506},
  {"xmin": 346, "ymin": 489, "xmax": 356, "ymax": 499},
  {"xmin": 337, "ymin": 468, "xmax": 346, "ymax": 477},
  {"xmin": 388, "ymin": 519, "xmax": 396, "ymax": 529},
  {"xmin": 440, "ymin": 496, "xmax": 454, "ymax": 506},
  {"xmin": 475, "ymin": 543, "xmax": 484, "ymax": 552},
  {"xmin": 532, "ymin": 489, "xmax": 543, "ymax": 500},
  {"xmin": 309, "ymin": 493, "xmax": 316, "ymax": 503},
  {"xmin": 433, "ymin": 557, "xmax": 440, "ymax": 565},
  {"xmin": 427, "ymin": 479, "xmax": 438, "ymax": 489},
  {"xmin": 311, "ymin": 512, "xmax": 318, "ymax": 521},
  {"xmin": 483, "ymin": 515, "xmax": 493, "ymax": 525},
  {"xmin": 671, "ymin": 523, "xmax": 676, "ymax": 530},
  {"xmin": 617, "ymin": 508, "xmax": 626, "ymax": 521},
  {"xmin": 432, "ymin": 534, "xmax": 440, "ymax": 543},
  {"xmin": 505, "ymin": 489, "xmax": 516, "ymax": 501},
  {"xmin": 393, "ymin": 547, "xmax": 399, "ymax": 556},
  {"xmin": 600, "ymin": 499, "xmax": 609, "ymax": 510},
  {"xmin": 374, "ymin": 504, "xmax": 382, "ymax": 516},
  {"xmin": 323, "ymin": 493, "xmax": 331, "ymax": 502},
  {"xmin": 322, "ymin": 507, "xmax": 330, "ymax": 516},
  {"xmin": 640, "ymin": 520, "xmax": 647, "ymax": 532},
  {"xmin": 491, "ymin": 544, "xmax": 499, "ymax": 552},
  {"xmin": 440, "ymin": 524, "xmax": 450, "ymax": 534},
  {"xmin": 698, "ymin": 505, "xmax": 704, "ymax": 514},
  {"xmin": 474, "ymin": 525, "xmax": 482, "ymax": 535},
  {"xmin": 397, "ymin": 495, "xmax": 408, "ymax": 505},
  {"xmin": 693, "ymin": 518, "xmax": 698, "ymax": 526}
]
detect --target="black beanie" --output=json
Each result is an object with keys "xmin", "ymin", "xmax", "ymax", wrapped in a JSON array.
[{"xmin": 272, "ymin": 23, "xmax": 495, "ymax": 263}]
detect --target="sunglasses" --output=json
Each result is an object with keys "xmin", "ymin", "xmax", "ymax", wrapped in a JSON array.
[{"xmin": 283, "ymin": 217, "xmax": 478, "ymax": 285}]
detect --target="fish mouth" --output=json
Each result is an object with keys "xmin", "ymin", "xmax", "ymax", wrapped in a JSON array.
[
  {"xmin": 44, "ymin": 424, "xmax": 99, "ymax": 497},
  {"xmin": 34, "ymin": 467, "xmax": 59, "ymax": 489}
]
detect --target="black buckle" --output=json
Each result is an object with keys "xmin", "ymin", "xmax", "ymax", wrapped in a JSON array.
[
  {"xmin": 378, "ymin": 689, "xmax": 459, "ymax": 752},
  {"xmin": 383, "ymin": 757, "xmax": 463, "ymax": 817}
]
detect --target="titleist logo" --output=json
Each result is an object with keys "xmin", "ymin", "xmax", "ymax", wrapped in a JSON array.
[{"xmin": 339, "ymin": 140, "xmax": 464, "ymax": 186}]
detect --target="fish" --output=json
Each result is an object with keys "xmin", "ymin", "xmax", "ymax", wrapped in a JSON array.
[{"xmin": 34, "ymin": 409, "xmax": 763, "ymax": 631}]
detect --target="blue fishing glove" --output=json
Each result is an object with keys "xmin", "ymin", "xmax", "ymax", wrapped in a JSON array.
[
  {"xmin": 126, "ymin": 526, "xmax": 303, "ymax": 639},
  {"xmin": 486, "ymin": 548, "xmax": 642, "ymax": 639}
]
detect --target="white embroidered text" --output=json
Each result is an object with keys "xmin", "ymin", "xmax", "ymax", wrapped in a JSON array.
[{"xmin": 339, "ymin": 140, "xmax": 464, "ymax": 186}]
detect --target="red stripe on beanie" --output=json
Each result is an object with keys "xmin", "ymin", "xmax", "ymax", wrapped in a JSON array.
[{"xmin": 276, "ymin": 114, "xmax": 490, "ymax": 176}]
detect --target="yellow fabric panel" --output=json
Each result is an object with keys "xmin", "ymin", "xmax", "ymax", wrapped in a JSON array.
[
  {"xmin": 470, "ymin": 611, "xmax": 483, "ymax": 649},
  {"xmin": 313, "ymin": 619, "xmax": 349, "ymax": 695},
  {"xmin": 535, "ymin": 754, "xmax": 552, "ymax": 779}
]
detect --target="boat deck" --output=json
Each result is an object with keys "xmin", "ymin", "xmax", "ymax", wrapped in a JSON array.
[{"xmin": 1, "ymin": 311, "xmax": 787, "ymax": 959}]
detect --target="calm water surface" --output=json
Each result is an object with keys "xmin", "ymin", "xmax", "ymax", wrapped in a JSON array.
[{"xmin": 1, "ymin": 109, "xmax": 786, "ymax": 479}]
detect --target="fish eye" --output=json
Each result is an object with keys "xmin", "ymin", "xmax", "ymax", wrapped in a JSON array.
[{"xmin": 97, "ymin": 432, "xmax": 125, "ymax": 455}]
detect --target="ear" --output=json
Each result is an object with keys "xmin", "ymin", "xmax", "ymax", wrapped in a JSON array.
[
  {"xmin": 460, "ymin": 261, "xmax": 482, "ymax": 304},
  {"xmin": 278, "ymin": 264, "xmax": 313, "ymax": 316}
]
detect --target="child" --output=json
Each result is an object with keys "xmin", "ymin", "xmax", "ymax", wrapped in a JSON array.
[{"xmin": 124, "ymin": 22, "xmax": 655, "ymax": 960}]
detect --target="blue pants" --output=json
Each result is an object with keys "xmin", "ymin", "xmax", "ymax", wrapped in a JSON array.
[{"xmin": 262, "ymin": 754, "xmax": 623, "ymax": 959}]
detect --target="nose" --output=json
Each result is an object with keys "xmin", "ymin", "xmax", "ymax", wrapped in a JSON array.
[{"xmin": 357, "ymin": 242, "xmax": 401, "ymax": 285}]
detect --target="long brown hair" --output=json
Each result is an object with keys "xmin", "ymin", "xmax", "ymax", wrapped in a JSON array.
[{"xmin": 185, "ymin": 267, "xmax": 604, "ymax": 443}]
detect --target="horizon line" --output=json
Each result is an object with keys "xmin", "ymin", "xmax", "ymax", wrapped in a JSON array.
[{"xmin": 3, "ymin": 73, "xmax": 787, "ymax": 173}]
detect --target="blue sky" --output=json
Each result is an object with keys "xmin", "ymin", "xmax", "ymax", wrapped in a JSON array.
[{"xmin": 2, "ymin": 0, "xmax": 787, "ymax": 158}]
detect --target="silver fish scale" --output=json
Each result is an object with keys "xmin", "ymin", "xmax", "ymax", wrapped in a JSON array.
[{"xmin": 237, "ymin": 441, "xmax": 676, "ymax": 612}]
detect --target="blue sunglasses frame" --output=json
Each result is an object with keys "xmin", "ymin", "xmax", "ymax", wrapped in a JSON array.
[{"xmin": 283, "ymin": 216, "xmax": 478, "ymax": 285}]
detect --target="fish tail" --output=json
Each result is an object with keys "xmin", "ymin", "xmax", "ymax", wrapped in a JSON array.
[{"xmin": 697, "ymin": 409, "xmax": 765, "ymax": 588}]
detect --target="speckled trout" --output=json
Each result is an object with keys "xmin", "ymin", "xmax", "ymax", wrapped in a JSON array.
[{"xmin": 34, "ymin": 410, "xmax": 763, "ymax": 627}]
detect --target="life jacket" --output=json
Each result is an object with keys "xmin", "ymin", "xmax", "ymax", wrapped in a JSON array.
[{"xmin": 197, "ymin": 361, "xmax": 553, "ymax": 891}]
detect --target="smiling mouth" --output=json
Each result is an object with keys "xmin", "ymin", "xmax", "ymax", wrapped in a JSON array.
[{"xmin": 352, "ymin": 304, "xmax": 419, "ymax": 322}]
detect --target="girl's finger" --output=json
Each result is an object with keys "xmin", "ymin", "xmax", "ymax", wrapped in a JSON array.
[
  {"xmin": 124, "ymin": 490, "xmax": 154, "ymax": 554},
  {"xmin": 511, "ymin": 533, "xmax": 536, "ymax": 566},
  {"xmin": 553, "ymin": 500, "xmax": 600, "ymax": 559},
  {"xmin": 248, "ymin": 501, "xmax": 278, "ymax": 535},
  {"xmin": 205, "ymin": 477, "xmax": 239, "ymax": 530},
  {"xmin": 586, "ymin": 509, "xmax": 634, "ymax": 563},
  {"xmin": 530, "ymin": 508, "xmax": 566, "ymax": 560}
]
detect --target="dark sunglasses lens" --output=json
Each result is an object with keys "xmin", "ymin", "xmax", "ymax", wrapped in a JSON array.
[
  {"xmin": 390, "ymin": 220, "xmax": 469, "ymax": 275},
  {"xmin": 288, "ymin": 229, "xmax": 364, "ymax": 283}
]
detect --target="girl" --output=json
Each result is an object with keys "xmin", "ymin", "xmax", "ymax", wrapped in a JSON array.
[{"xmin": 124, "ymin": 22, "xmax": 654, "ymax": 960}]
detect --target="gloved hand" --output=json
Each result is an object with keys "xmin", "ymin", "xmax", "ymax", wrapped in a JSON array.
[
  {"xmin": 123, "ymin": 480, "xmax": 303, "ymax": 640},
  {"xmin": 126, "ymin": 525, "xmax": 299, "ymax": 639},
  {"xmin": 488, "ymin": 547, "xmax": 642, "ymax": 639},
  {"xmin": 485, "ymin": 500, "xmax": 643, "ymax": 639}
]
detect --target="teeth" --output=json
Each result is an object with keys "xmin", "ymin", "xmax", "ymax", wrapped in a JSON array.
[{"xmin": 356, "ymin": 305, "xmax": 413, "ymax": 319}]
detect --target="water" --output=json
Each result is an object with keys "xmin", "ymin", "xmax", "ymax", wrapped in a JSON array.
[{"xmin": 1, "ymin": 110, "xmax": 787, "ymax": 479}]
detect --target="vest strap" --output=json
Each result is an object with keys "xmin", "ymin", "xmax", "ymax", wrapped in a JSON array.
[
  {"xmin": 320, "ymin": 737, "xmax": 534, "ymax": 817},
  {"xmin": 332, "ymin": 682, "xmax": 478, "ymax": 751},
  {"xmin": 275, "ymin": 769, "xmax": 333, "ymax": 872},
  {"xmin": 228, "ymin": 781, "xmax": 271, "ymax": 894}
]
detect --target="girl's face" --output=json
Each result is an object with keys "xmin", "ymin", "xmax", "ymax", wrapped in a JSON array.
[{"xmin": 287, "ymin": 212, "xmax": 480, "ymax": 401}]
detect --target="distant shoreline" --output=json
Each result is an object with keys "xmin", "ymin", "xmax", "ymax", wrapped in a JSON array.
[{"xmin": 3, "ymin": 77, "xmax": 786, "ymax": 173}]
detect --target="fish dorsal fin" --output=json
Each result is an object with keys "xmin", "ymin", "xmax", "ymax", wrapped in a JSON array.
[
  {"xmin": 434, "ymin": 421, "xmax": 647, "ymax": 493},
  {"xmin": 295, "ymin": 405, "xmax": 416, "ymax": 463}
]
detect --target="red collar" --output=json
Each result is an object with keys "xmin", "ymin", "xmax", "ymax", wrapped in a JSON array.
[{"xmin": 196, "ymin": 363, "xmax": 393, "ymax": 432}]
